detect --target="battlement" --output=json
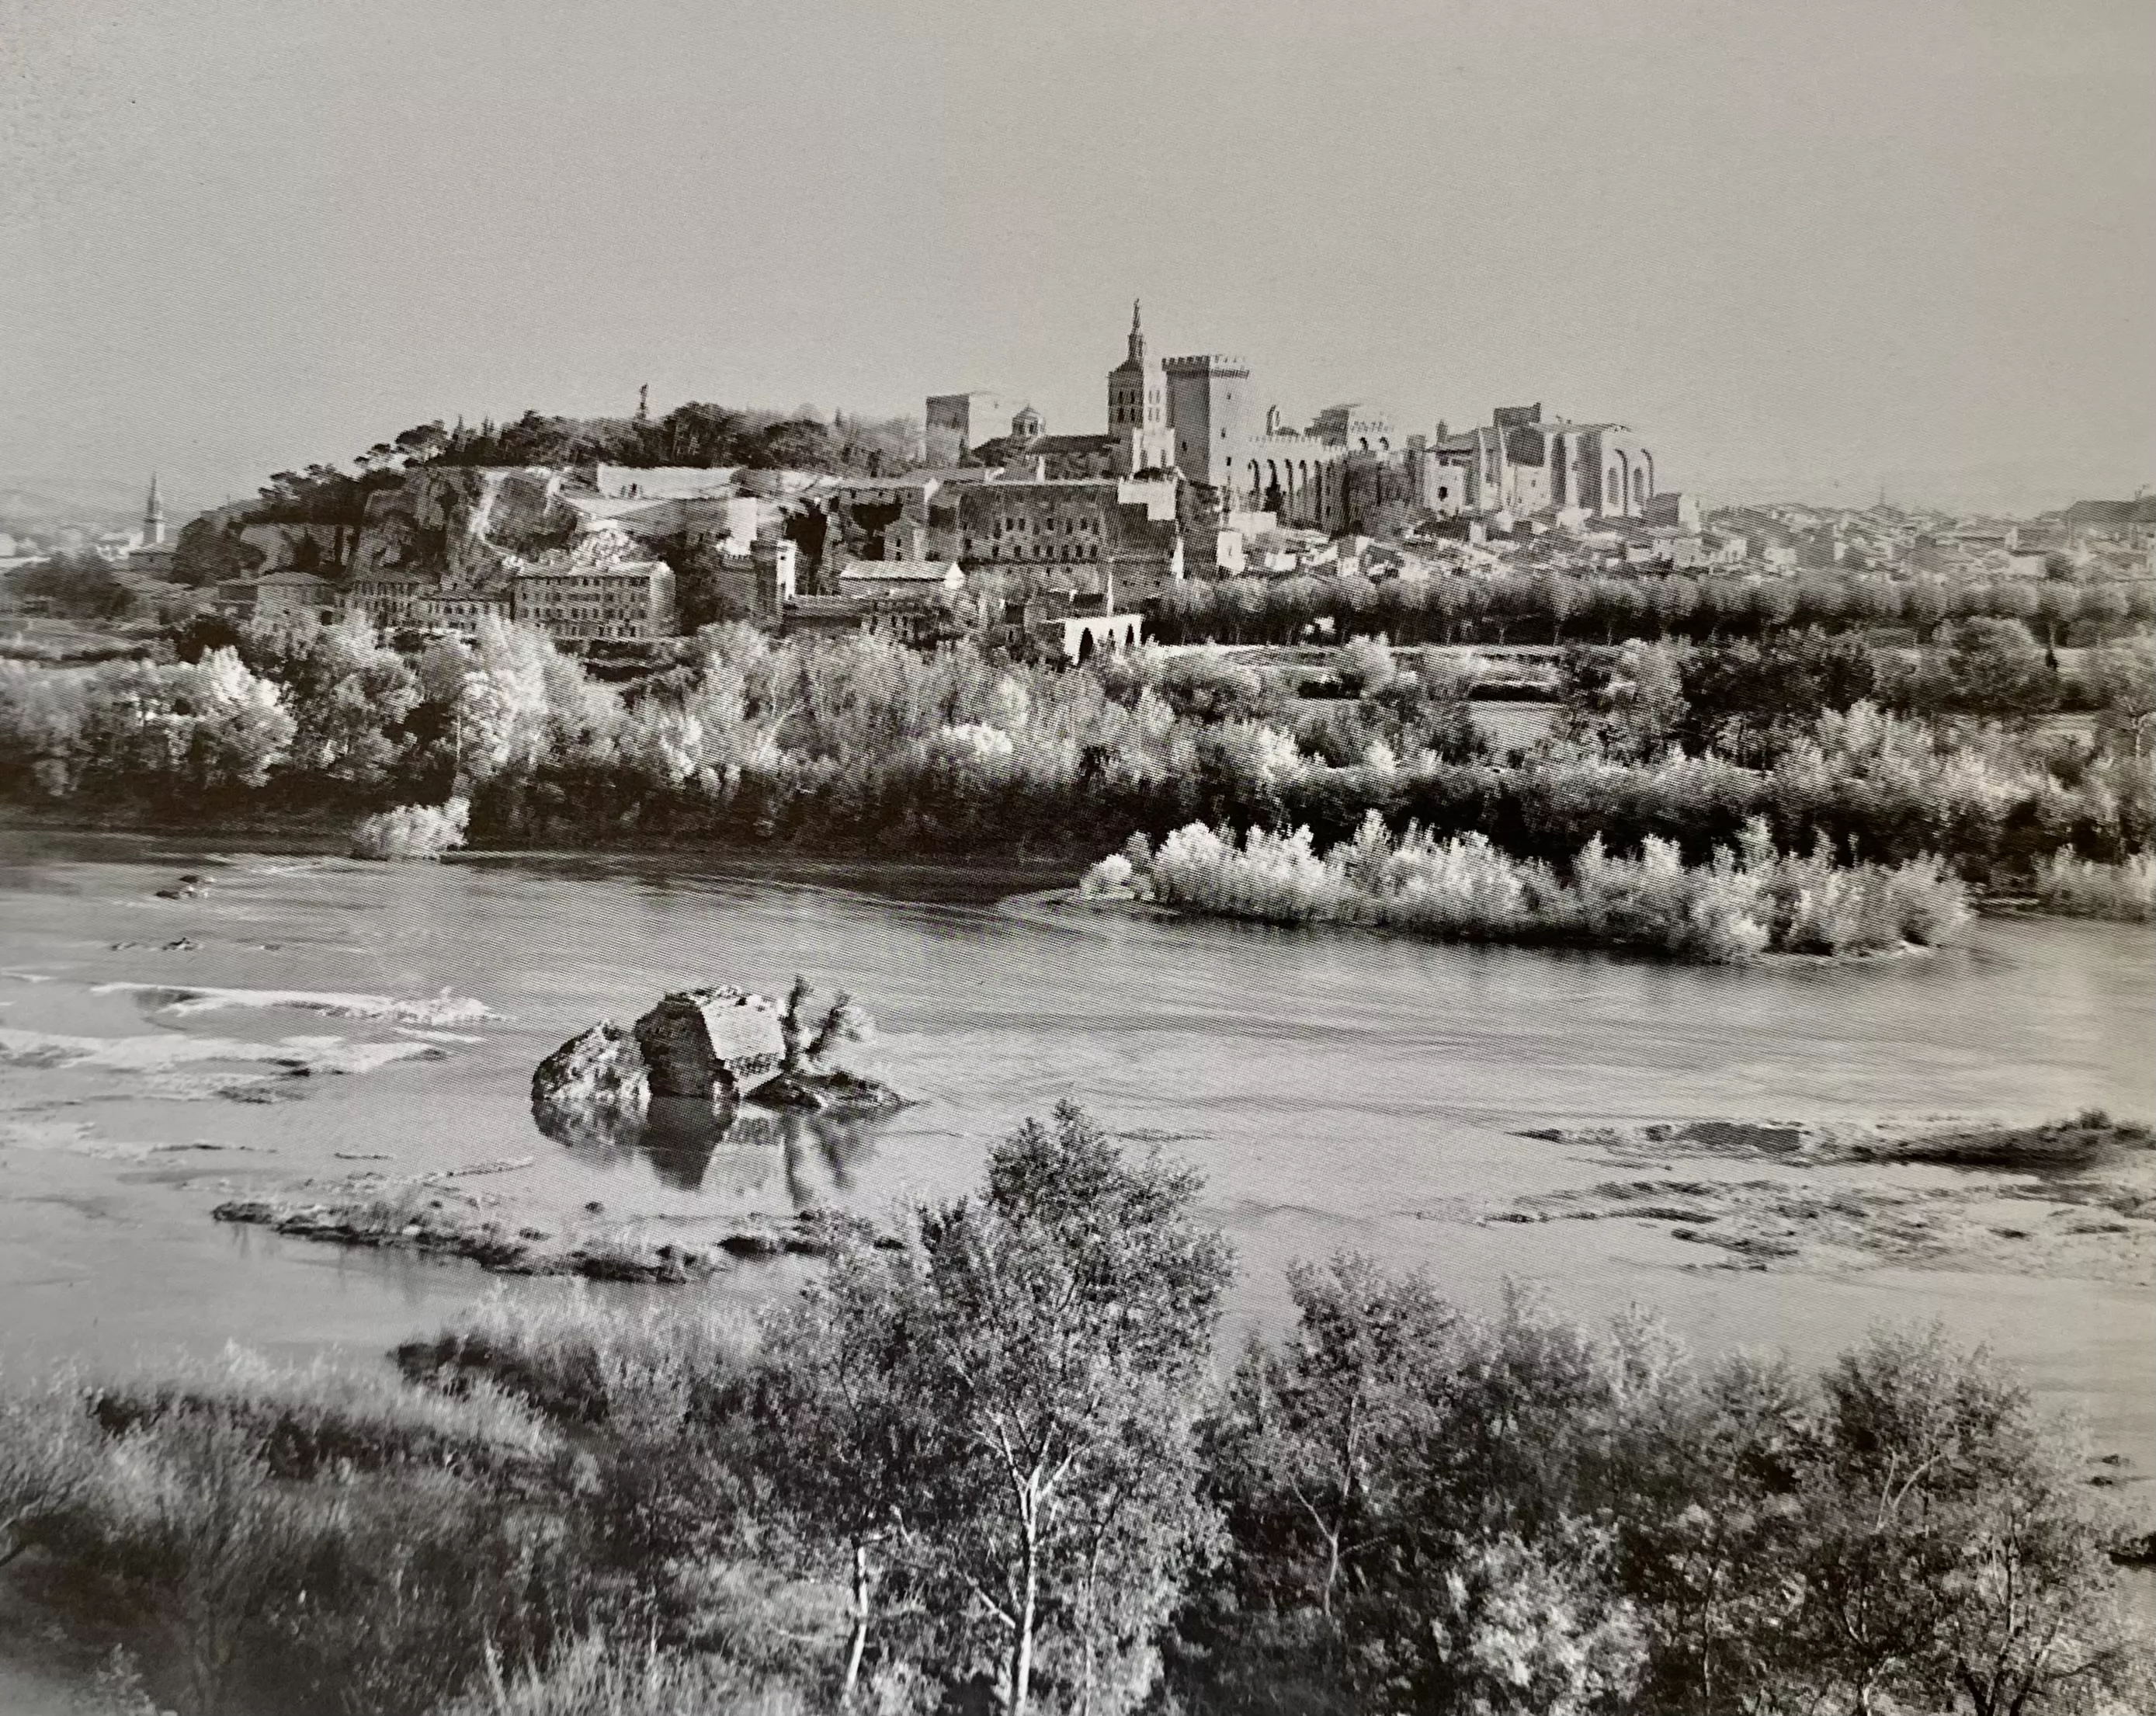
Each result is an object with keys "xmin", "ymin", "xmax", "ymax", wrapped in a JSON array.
[{"xmin": 1163, "ymin": 354, "xmax": 1249, "ymax": 375}]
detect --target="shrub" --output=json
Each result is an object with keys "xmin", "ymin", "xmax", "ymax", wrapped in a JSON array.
[
  {"xmin": 0, "ymin": 1363, "xmax": 97, "ymax": 1568},
  {"xmin": 435, "ymin": 1633, "xmax": 805, "ymax": 1716},
  {"xmin": 2033, "ymin": 851, "xmax": 2156, "ymax": 922},
  {"xmin": 1079, "ymin": 851, "xmax": 1137, "ymax": 897},
  {"xmin": 350, "ymin": 794, "xmax": 470, "ymax": 859},
  {"xmin": 1185, "ymin": 1267, "xmax": 2147, "ymax": 1716},
  {"xmin": 88, "ymin": 1343, "xmax": 555, "ymax": 1478},
  {"xmin": 1134, "ymin": 812, "xmax": 1966, "ymax": 961},
  {"xmin": 397, "ymin": 1289, "xmax": 756, "ymax": 1427}
]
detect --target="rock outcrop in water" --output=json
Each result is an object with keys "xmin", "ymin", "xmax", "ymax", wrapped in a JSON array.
[
  {"xmin": 755, "ymin": 1067, "xmax": 911, "ymax": 1113},
  {"xmin": 531, "ymin": 983, "xmax": 906, "ymax": 1143},
  {"xmin": 631, "ymin": 987, "xmax": 785, "ymax": 1099},
  {"xmin": 530, "ymin": 1021, "xmax": 650, "ymax": 1148}
]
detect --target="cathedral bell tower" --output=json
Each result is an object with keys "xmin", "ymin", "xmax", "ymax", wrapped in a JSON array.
[{"xmin": 1106, "ymin": 300, "xmax": 1168, "ymax": 476}]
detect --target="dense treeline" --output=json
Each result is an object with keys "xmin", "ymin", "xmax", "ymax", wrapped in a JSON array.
[
  {"xmin": 1554, "ymin": 625, "xmax": 2156, "ymax": 762},
  {"xmin": 2, "ymin": 1109, "xmax": 2147, "ymax": 1714},
  {"xmin": 7, "ymin": 550, "xmax": 142, "ymax": 617},
  {"xmin": 1, "ymin": 618, "xmax": 2150, "ymax": 897},
  {"xmin": 1149, "ymin": 567, "xmax": 2156, "ymax": 650},
  {"xmin": 236, "ymin": 405, "xmax": 923, "ymax": 530}
]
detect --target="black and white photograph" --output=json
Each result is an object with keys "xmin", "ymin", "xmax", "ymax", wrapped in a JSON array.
[{"xmin": 1, "ymin": 2, "xmax": 2151, "ymax": 1711}]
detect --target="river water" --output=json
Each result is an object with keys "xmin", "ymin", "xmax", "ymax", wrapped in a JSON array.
[{"xmin": 2, "ymin": 828, "xmax": 2151, "ymax": 1477}]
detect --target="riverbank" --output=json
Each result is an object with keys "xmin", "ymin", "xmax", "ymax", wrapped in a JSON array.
[
  {"xmin": 0, "ymin": 803, "xmax": 1088, "ymax": 905},
  {"xmin": 11, "ymin": 798, "xmax": 2136, "ymax": 930},
  {"xmin": 1050, "ymin": 884, "xmax": 1953, "ymax": 964},
  {"xmin": 198, "ymin": 1110, "xmax": 2156, "ymax": 1294}
]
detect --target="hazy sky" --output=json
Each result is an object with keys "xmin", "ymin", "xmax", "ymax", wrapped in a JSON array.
[{"xmin": 3, "ymin": 0, "xmax": 2151, "ymax": 519}]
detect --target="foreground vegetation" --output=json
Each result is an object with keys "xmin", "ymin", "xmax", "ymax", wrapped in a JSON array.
[{"xmin": 2, "ymin": 1107, "xmax": 2148, "ymax": 1715}]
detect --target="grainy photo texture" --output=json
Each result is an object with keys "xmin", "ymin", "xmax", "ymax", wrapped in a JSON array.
[{"xmin": 2, "ymin": 2, "xmax": 2152, "ymax": 1712}]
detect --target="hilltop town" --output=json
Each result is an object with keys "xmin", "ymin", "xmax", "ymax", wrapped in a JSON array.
[{"xmin": 7, "ymin": 304, "xmax": 2151, "ymax": 663}]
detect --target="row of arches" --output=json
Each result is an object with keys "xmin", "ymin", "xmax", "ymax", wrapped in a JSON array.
[
  {"xmin": 1241, "ymin": 456, "xmax": 1342, "ymax": 529},
  {"xmin": 1606, "ymin": 449, "xmax": 1655, "ymax": 516},
  {"xmin": 1072, "ymin": 618, "xmax": 1142, "ymax": 663}
]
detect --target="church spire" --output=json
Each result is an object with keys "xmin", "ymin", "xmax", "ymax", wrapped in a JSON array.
[
  {"xmin": 144, "ymin": 474, "xmax": 166, "ymax": 547},
  {"xmin": 1127, "ymin": 298, "xmax": 1145, "ymax": 366}
]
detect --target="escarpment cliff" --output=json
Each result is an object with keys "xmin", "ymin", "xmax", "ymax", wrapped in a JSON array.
[{"xmin": 349, "ymin": 467, "xmax": 585, "ymax": 590}]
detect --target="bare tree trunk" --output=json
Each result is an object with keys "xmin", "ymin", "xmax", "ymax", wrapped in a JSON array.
[
  {"xmin": 842, "ymin": 1540, "xmax": 871, "ymax": 1702},
  {"xmin": 1009, "ymin": 1516, "xmax": 1040, "ymax": 1716}
]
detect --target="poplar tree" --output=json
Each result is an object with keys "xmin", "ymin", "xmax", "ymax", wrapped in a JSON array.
[{"xmin": 766, "ymin": 1103, "xmax": 1232, "ymax": 1714}]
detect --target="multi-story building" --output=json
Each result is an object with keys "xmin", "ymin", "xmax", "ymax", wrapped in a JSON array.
[
  {"xmin": 341, "ymin": 571, "xmax": 429, "ymax": 627},
  {"xmin": 783, "ymin": 592, "xmax": 960, "ymax": 648},
  {"xmin": 926, "ymin": 311, "xmax": 1666, "ymax": 551},
  {"xmin": 510, "ymin": 557, "xmax": 677, "ymax": 642},
  {"xmin": 215, "ymin": 568, "xmax": 338, "ymax": 621},
  {"xmin": 1106, "ymin": 301, "xmax": 1175, "ymax": 476},
  {"xmin": 953, "ymin": 477, "xmax": 1185, "ymax": 600},
  {"xmin": 410, "ymin": 592, "xmax": 512, "ymax": 637}
]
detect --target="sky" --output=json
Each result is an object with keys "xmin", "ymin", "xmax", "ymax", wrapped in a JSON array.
[{"xmin": 2, "ymin": 0, "xmax": 2151, "ymax": 522}]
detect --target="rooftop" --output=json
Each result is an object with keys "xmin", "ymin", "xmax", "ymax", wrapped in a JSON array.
[{"xmin": 2064, "ymin": 498, "xmax": 2156, "ymax": 525}]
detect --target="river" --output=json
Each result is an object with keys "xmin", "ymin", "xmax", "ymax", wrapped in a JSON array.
[{"xmin": 2, "ymin": 827, "xmax": 2151, "ymax": 1482}]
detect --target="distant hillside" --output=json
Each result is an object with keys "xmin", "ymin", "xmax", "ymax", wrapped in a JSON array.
[{"xmin": 0, "ymin": 476, "xmax": 144, "ymax": 534}]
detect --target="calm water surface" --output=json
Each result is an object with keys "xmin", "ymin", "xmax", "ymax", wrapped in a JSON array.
[{"xmin": 2, "ymin": 829, "xmax": 2150, "ymax": 1468}]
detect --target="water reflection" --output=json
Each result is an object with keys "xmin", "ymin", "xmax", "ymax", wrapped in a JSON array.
[{"xmin": 531, "ymin": 1092, "xmax": 881, "ymax": 1204}]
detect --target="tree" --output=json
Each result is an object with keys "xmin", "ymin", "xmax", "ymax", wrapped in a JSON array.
[
  {"xmin": 1904, "ymin": 578, "xmax": 1950, "ymax": 642},
  {"xmin": 779, "ymin": 1105, "xmax": 1233, "ymax": 1715},
  {"xmin": 1335, "ymin": 634, "xmax": 1397, "ymax": 697},
  {"xmin": 1648, "ymin": 575, "xmax": 1699, "ymax": 641},
  {"xmin": 239, "ymin": 614, "xmax": 420, "ymax": 787},
  {"xmin": 1419, "ymin": 1528, "xmax": 1646, "ymax": 1716},
  {"xmin": 16, "ymin": 551, "xmax": 134, "ymax": 617},
  {"xmin": 759, "ymin": 1250, "xmax": 943, "ymax": 1701},
  {"xmin": 1535, "ymin": 572, "xmax": 1579, "ymax": 644},
  {"xmin": 1216, "ymin": 1256, "xmax": 1459, "ymax": 1633},
  {"xmin": 1554, "ymin": 642, "xmax": 1687, "ymax": 761},
  {"xmin": 2088, "ymin": 640, "xmax": 2156, "ymax": 757},
  {"xmin": 778, "ymin": 975, "xmax": 873, "ymax": 1077},
  {"xmin": 1678, "ymin": 634, "xmax": 1877, "ymax": 764},
  {"xmin": 391, "ymin": 420, "xmax": 450, "ymax": 463},
  {"xmin": 1940, "ymin": 617, "xmax": 2055, "ymax": 721},
  {"xmin": 170, "ymin": 519, "xmax": 266, "ymax": 589},
  {"xmin": 750, "ymin": 419, "xmax": 836, "ymax": 473},
  {"xmin": 1607, "ymin": 1350, "xmax": 1815, "ymax": 1712},
  {"xmin": 1782, "ymin": 1327, "xmax": 2140, "ymax": 1716}
]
